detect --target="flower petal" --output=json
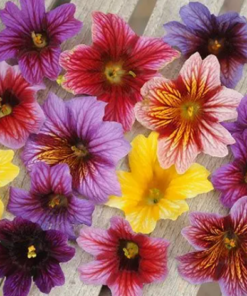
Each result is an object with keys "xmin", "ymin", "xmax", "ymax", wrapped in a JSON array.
[
  {"xmin": 220, "ymin": 57, "xmax": 244, "ymax": 88},
  {"xmin": 3, "ymin": 271, "xmax": 31, "ymax": 296},
  {"xmin": 19, "ymin": 0, "xmax": 45, "ymax": 31},
  {"xmin": 0, "ymin": 29, "xmax": 23, "ymax": 60},
  {"xmin": 230, "ymin": 131, "xmax": 247, "ymax": 160},
  {"xmin": 30, "ymin": 162, "xmax": 51, "ymax": 195},
  {"xmin": 68, "ymin": 196, "xmax": 94, "ymax": 227},
  {"xmin": 0, "ymin": 150, "xmax": 19, "ymax": 187},
  {"xmin": 46, "ymin": 3, "xmax": 82, "ymax": 43},
  {"xmin": 0, "ymin": 199, "xmax": 3, "ymax": 219},
  {"xmin": 50, "ymin": 163, "xmax": 72, "ymax": 195},
  {"xmin": 229, "ymin": 196, "xmax": 247, "ymax": 234}
]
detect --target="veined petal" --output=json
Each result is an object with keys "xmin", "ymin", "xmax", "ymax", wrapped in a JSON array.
[
  {"xmin": 30, "ymin": 162, "xmax": 51, "ymax": 195},
  {"xmin": 231, "ymin": 132, "xmax": 247, "ymax": 160},
  {"xmin": 0, "ymin": 150, "xmax": 19, "ymax": 187},
  {"xmin": 158, "ymin": 199, "xmax": 189, "ymax": 221},
  {"xmin": 230, "ymin": 196, "xmax": 247, "ymax": 235},
  {"xmin": 0, "ymin": 29, "xmax": 23, "ymax": 61},
  {"xmin": 3, "ymin": 271, "xmax": 32, "ymax": 296},
  {"xmin": 50, "ymin": 163, "xmax": 72, "ymax": 195},
  {"xmin": 220, "ymin": 57, "xmax": 244, "ymax": 88},
  {"xmin": 19, "ymin": 0, "xmax": 45, "ymax": 31}
]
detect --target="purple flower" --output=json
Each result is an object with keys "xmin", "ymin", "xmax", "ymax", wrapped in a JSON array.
[
  {"xmin": 212, "ymin": 131, "xmax": 247, "ymax": 208},
  {"xmin": 224, "ymin": 95, "xmax": 247, "ymax": 136},
  {"xmin": 0, "ymin": 0, "xmax": 82, "ymax": 84},
  {"xmin": 164, "ymin": 2, "xmax": 247, "ymax": 88},
  {"xmin": 8, "ymin": 162, "xmax": 94, "ymax": 239},
  {"xmin": 22, "ymin": 93, "xmax": 130, "ymax": 204},
  {"xmin": 0, "ymin": 217, "xmax": 75, "ymax": 296}
]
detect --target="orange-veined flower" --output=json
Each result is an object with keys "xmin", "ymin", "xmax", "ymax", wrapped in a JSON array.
[{"xmin": 107, "ymin": 132, "xmax": 213, "ymax": 234}]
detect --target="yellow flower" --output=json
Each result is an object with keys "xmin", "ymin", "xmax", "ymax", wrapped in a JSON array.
[
  {"xmin": 0, "ymin": 150, "xmax": 19, "ymax": 219},
  {"xmin": 107, "ymin": 132, "xmax": 213, "ymax": 234}
]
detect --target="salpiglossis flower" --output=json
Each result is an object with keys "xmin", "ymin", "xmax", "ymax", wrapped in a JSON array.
[
  {"xmin": 107, "ymin": 132, "xmax": 213, "ymax": 234},
  {"xmin": 22, "ymin": 93, "xmax": 130, "ymax": 204},
  {"xmin": 0, "ymin": 149, "xmax": 19, "ymax": 219},
  {"xmin": 59, "ymin": 11, "xmax": 179, "ymax": 131},
  {"xmin": 0, "ymin": 61, "xmax": 45, "ymax": 149},
  {"xmin": 0, "ymin": 0, "xmax": 82, "ymax": 84},
  {"xmin": 135, "ymin": 53, "xmax": 242, "ymax": 174},
  {"xmin": 178, "ymin": 196, "xmax": 247, "ymax": 296},
  {"xmin": 8, "ymin": 162, "xmax": 94, "ymax": 239},
  {"xmin": 0, "ymin": 217, "xmax": 75, "ymax": 296},
  {"xmin": 164, "ymin": 2, "xmax": 247, "ymax": 88},
  {"xmin": 77, "ymin": 216, "xmax": 169, "ymax": 296}
]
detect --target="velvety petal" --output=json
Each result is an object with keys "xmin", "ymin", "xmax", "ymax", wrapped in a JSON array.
[
  {"xmin": 179, "ymin": 2, "xmax": 213, "ymax": 34},
  {"xmin": 220, "ymin": 58, "xmax": 244, "ymax": 88},
  {"xmin": 230, "ymin": 196, "xmax": 247, "ymax": 235},
  {"xmin": 46, "ymin": 3, "xmax": 82, "ymax": 43},
  {"xmin": 3, "ymin": 271, "xmax": 31, "ymax": 296},
  {"xmin": 20, "ymin": 0, "xmax": 45, "ymax": 31},
  {"xmin": 77, "ymin": 226, "xmax": 117, "ymax": 256},
  {"xmin": 45, "ymin": 230, "xmax": 75, "ymax": 262},
  {"xmin": 60, "ymin": 45, "xmax": 104, "ymax": 95},
  {"xmin": 164, "ymin": 21, "xmax": 203, "ymax": 55},
  {"xmin": 127, "ymin": 36, "xmax": 180, "ymax": 70},
  {"xmin": 92, "ymin": 11, "xmax": 137, "ymax": 59},
  {"xmin": 0, "ymin": 244, "xmax": 12, "ymax": 276},
  {"xmin": 50, "ymin": 163, "xmax": 72, "ymax": 195},
  {"xmin": 109, "ymin": 272, "xmax": 143, "ymax": 296},
  {"xmin": 34, "ymin": 260, "xmax": 65, "ymax": 293}
]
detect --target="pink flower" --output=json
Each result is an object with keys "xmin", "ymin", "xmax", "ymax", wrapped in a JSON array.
[
  {"xmin": 135, "ymin": 52, "xmax": 242, "ymax": 173},
  {"xmin": 77, "ymin": 217, "xmax": 169, "ymax": 296},
  {"xmin": 60, "ymin": 11, "xmax": 179, "ymax": 131}
]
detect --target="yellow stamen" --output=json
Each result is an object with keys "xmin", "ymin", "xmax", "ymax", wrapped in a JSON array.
[
  {"xmin": 31, "ymin": 31, "xmax": 47, "ymax": 48},
  {"xmin": 104, "ymin": 62, "xmax": 125, "ymax": 84},
  {"xmin": 0, "ymin": 97, "xmax": 12, "ymax": 118},
  {"xmin": 57, "ymin": 75, "xmax": 65, "ymax": 86},
  {"xmin": 128, "ymin": 70, "xmax": 136, "ymax": 78},
  {"xmin": 146, "ymin": 188, "xmax": 163, "ymax": 205},
  {"xmin": 71, "ymin": 144, "xmax": 88, "ymax": 157},
  {"xmin": 208, "ymin": 39, "xmax": 224, "ymax": 55},
  {"xmin": 123, "ymin": 242, "xmax": 139, "ymax": 259},
  {"xmin": 27, "ymin": 245, "xmax": 37, "ymax": 259},
  {"xmin": 49, "ymin": 196, "xmax": 61, "ymax": 208},
  {"xmin": 187, "ymin": 106, "xmax": 194, "ymax": 117},
  {"xmin": 224, "ymin": 237, "xmax": 237, "ymax": 250}
]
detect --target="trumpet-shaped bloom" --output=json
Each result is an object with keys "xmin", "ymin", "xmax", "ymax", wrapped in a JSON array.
[
  {"xmin": 212, "ymin": 130, "xmax": 247, "ymax": 208},
  {"xmin": 77, "ymin": 216, "xmax": 169, "ymax": 296},
  {"xmin": 164, "ymin": 2, "xmax": 247, "ymax": 88},
  {"xmin": 107, "ymin": 132, "xmax": 213, "ymax": 234},
  {"xmin": 22, "ymin": 93, "xmax": 130, "ymax": 204},
  {"xmin": 0, "ymin": 217, "xmax": 75, "ymax": 296},
  {"xmin": 0, "ymin": 61, "xmax": 45, "ymax": 149},
  {"xmin": 8, "ymin": 162, "xmax": 94, "ymax": 239},
  {"xmin": 60, "ymin": 11, "xmax": 179, "ymax": 131},
  {"xmin": 0, "ymin": 149, "xmax": 19, "ymax": 219},
  {"xmin": 135, "ymin": 53, "xmax": 242, "ymax": 174},
  {"xmin": 0, "ymin": 0, "xmax": 82, "ymax": 84},
  {"xmin": 178, "ymin": 196, "xmax": 247, "ymax": 296}
]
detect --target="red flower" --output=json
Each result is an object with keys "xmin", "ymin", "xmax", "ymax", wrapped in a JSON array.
[
  {"xmin": 60, "ymin": 12, "xmax": 179, "ymax": 131},
  {"xmin": 77, "ymin": 217, "xmax": 169, "ymax": 296}
]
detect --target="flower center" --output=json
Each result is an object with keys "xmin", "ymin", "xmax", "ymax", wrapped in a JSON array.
[
  {"xmin": 48, "ymin": 194, "xmax": 68, "ymax": 208},
  {"xmin": 0, "ymin": 97, "xmax": 12, "ymax": 118},
  {"xmin": 27, "ymin": 245, "xmax": 37, "ymax": 259},
  {"xmin": 123, "ymin": 242, "xmax": 139, "ymax": 259},
  {"xmin": 224, "ymin": 235, "xmax": 237, "ymax": 250},
  {"xmin": 71, "ymin": 143, "xmax": 88, "ymax": 158},
  {"xmin": 181, "ymin": 102, "xmax": 200, "ymax": 120},
  {"xmin": 31, "ymin": 31, "xmax": 47, "ymax": 48},
  {"xmin": 104, "ymin": 61, "xmax": 136, "ymax": 84},
  {"xmin": 146, "ymin": 188, "xmax": 163, "ymax": 205},
  {"xmin": 208, "ymin": 39, "xmax": 225, "ymax": 55}
]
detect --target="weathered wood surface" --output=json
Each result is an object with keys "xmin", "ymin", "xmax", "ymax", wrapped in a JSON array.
[{"xmin": 1, "ymin": 0, "xmax": 246, "ymax": 296}]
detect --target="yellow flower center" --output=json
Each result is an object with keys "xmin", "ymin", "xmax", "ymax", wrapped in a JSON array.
[
  {"xmin": 104, "ymin": 61, "xmax": 136, "ymax": 84},
  {"xmin": 31, "ymin": 31, "xmax": 47, "ymax": 48},
  {"xmin": 224, "ymin": 236, "xmax": 237, "ymax": 250},
  {"xmin": 123, "ymin": 242, "xmax": 139, "ymax": 259},
  {"xmin": 208, "ymin": 39, "xmax": 224, "ymax": 55},
  {"xmin": 146, "ymin": 188, "xmax": 163, "ymax": 205},
  {"xmin": 71, "ymin": 143, "xmax": 88, "ymax": 157},
  {"xmin": 49, "ymin": 195, "xmax": 61, "ymax": 208},
  {"xmin": 27, "ymin": 245, "xmax": 37, "ymax": 259},
  {"xmin": 181, "ymin": 102, "xmax": 200, "ymax": 120},
  {"xmin": 0, "ymin": 97, "xmax": 12, "ymax": 118},
  {"xmin": 48, "ymin": 194, "xmax": 68, "ymax": 208}
]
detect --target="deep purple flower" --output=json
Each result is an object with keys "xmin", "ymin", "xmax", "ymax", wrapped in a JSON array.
[
  {"xmin": 164, "ymin": 2, "xmax": 247, "ymax": 88},
  {"xmin": 22, "ymin": 93, "xmax": 130, "ymax": 204},
  {"xmin": 0, "ymin": 0, "xmax": 82, "ymax": 84},
  {"xmin": 8, "ymin": 162, "xmax": 94, "ymax": 239},
  {"xmin": 212, "ymin": 131, "xmax": 247, "ymax": 208},
  {"xmin": 0, "ymin": 217, "xmax": 75, "ymax": 296},
  {"xmin": 224, "ymin": 95, "xmax": 247, "ymax": 136}
]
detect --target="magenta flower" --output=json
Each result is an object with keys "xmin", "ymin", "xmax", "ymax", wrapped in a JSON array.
[
  {"xmin": 0, "ymin": 217, "xmax": 75, "ymax": 296},
  {"xmin": 22, "ymin": 93, "xmax": 130, "ymax": 204},
  {"xmin": 8, "ymin": 162, "xmax": 94, "ymax": 239},
  {"xmin": 0, "ymin": 61, "xmax": 45, "ymax": 149},
  {"xmin": 212, "ymin": 131, "xmax": 247, "ymax": 208},
  {"xmin": 164, "ymin": 2, "xmax": 247, "ymax": 88},
  {"xmin": 77, "ymin": 216, "xmax": 169, "ymax": 296},
  {"xmin": 224, "ymin": 95, "xmax": 247, "ymax": 136},
  {"xmin": 59, "ymin": 11, "xmax": 179, "ymax": 131},
  {"xmin": 177, "ymin": 196, "xmax": 247, "ymax": 296},
  {"xmin": 0, "ymin": 0, "xmax": 82, "ymax": 84}
]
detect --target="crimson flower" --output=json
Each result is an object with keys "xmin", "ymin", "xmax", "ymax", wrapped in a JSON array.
[
  {"xmin": 0, "ymin": 61, "xmax": 44, "ymax": 149},
  {"xmin": 77, "ymin": 217, "xmax": 169, "ymax": 296},
  {"xmin": 177, "ymin": 196, "xmax": 247, "ymax": 296},
  {"xmin": 60, "ymin": 11, "xmax": 179, "ymax": 131},
  {"xmin": 0, "ymin": 0, "xmax": 82, "ymax": 84}
]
